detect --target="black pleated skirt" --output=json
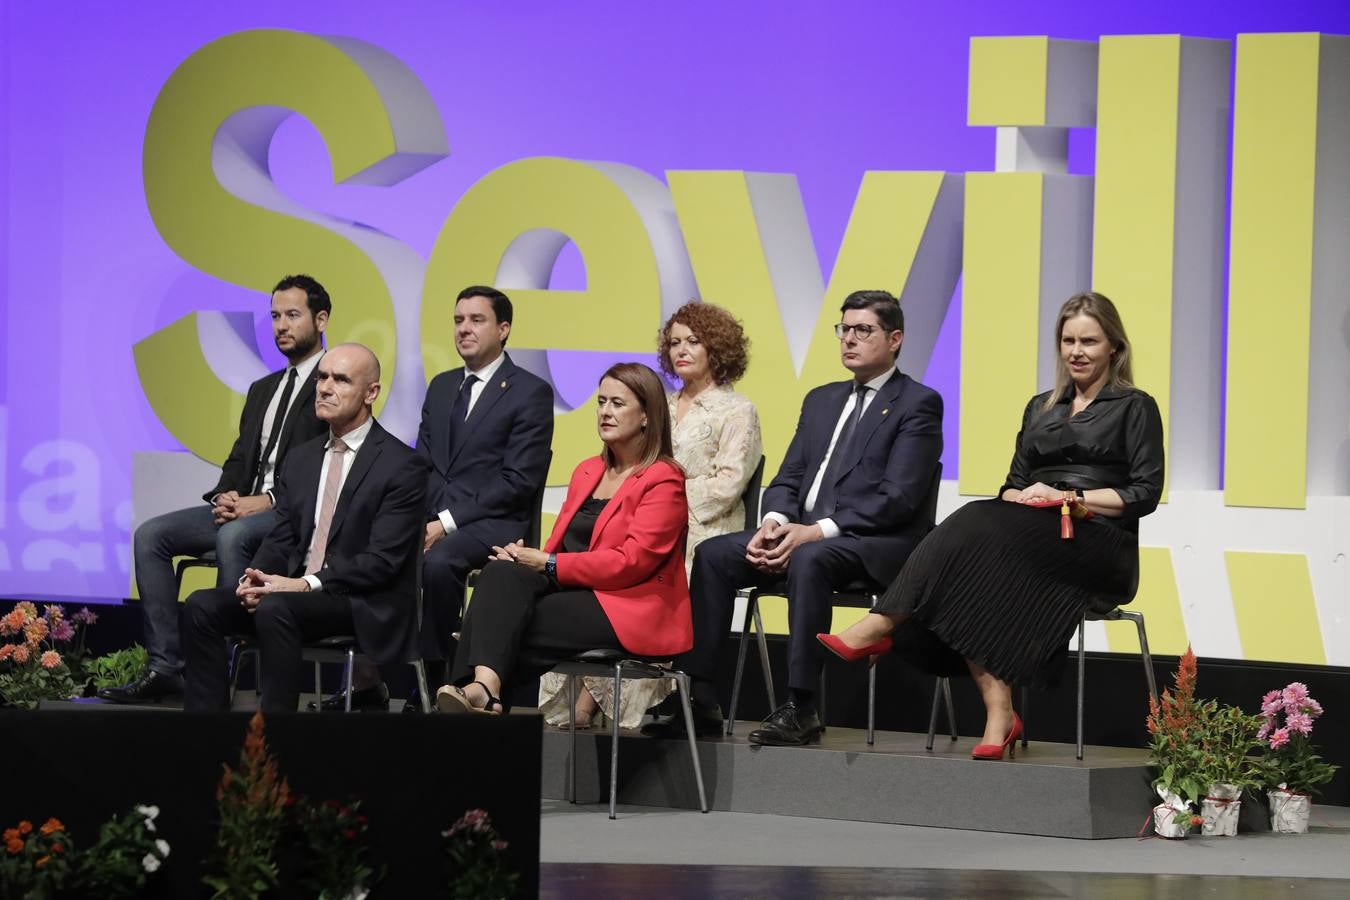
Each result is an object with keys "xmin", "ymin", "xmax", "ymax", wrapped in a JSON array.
[{"xmin": 875, "ymin": 499, "xmax": 1137, "ymax": 686}]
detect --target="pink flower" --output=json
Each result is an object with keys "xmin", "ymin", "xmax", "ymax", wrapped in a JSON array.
[
  {"xmin": 43, "ymin": 604, "xmax": 64, "ymax": 622},
  {"xmin": 40, "ymin": 650, "xmax": 61, "ymax": 671},
  {"xmin": 1285, "ymin": 711, "xmax": 1313, "ymax": 736},
  {"xmin": 491, "ymin": 839, "xmax": 508, "ymax": 851},
  {"xmin": 1257, "ymin": 720, "xmax": 1271, "ymax": 742},
  {"xmin": 1269, "ymin": 727, "xmax": 1291, "ymax": 750},
  {"xmin": 50, "ymin": 619, "xmax": 75, "ymax": 643},
  {"xmin": 1260, "ymin": 690, "xmax": 1283, "ymax": 717},
  {"xmin": 1283, "ymin": 683, "xmax": 1310, "ymax": 708},
  {"xmin": 1303, "ymin": 697, "xmax": 1324, "ymax": 719},
  {"xmin": 72, "ymin": 607, "xmax": 98, "ymax": 626}
]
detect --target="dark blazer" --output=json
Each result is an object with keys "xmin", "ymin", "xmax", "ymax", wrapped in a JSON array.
[
  {"xmin": 548, "ymin": 457, "xmax": 691, "ymax": 657},
  {"xmin": 203, "ymin": 363, "xmax": 324, "ymax": 502},
  {"xmin": 253, "ymin": 420, "xmax": 429, "ymax": 665},
  {"xmin": 416, "ymin": 352, "xmax": 553, "ymax": 536},
  {"xmin": 762, "ymin": 370, "xmax": 943, "ymax": 585}
]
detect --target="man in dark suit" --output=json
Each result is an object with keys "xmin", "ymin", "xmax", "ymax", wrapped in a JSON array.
[
  {"xmin": 652, "ymin": 290, "xmax": 943, "ymax": 746},
  {"xmin": 182, "ymin": 343, "xmax": 428, "ymax": 713},
  {"xmin": 416, "ymin": 286, "xmax": 554, "ymax": 667},
  {"xmin": 101, "ymin": 275, "xmax": 331, "ymax": 704}
]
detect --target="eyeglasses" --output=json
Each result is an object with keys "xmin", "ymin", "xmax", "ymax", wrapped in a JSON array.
[{"xmin": 834, "ymin": 323, "xmax": 887, "ymax": 340}]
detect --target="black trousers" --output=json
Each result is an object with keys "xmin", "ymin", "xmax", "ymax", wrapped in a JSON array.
[
  {"xmin": 183, "ymin": 587, "xmax": 353, "ymax": 713},
  {"xmin": 450, "ymin": 560, "xmax": 620, "ymax": 690},
  {"xmin": 421, "ymin": 526, "xmax": 495, "ymax": 662},
  {"xmin": 678, "ymin": 528, "xmax": 869, "ymax": 693}
]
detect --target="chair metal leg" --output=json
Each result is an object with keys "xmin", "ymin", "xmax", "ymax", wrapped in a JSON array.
[
  {"xmin": 866, "ymin": 663, "xmax": 876, "ymax": 745},
  {"xmin": 412, "ymin": 660, "xmax": 432, "ymax": 713},
  {"xmin": 727, "ymin": 591, "xmax": 755, "ymax": 735},
  {"xmin": 608, "ymin": 663, "xmax": 622, "ymax": 820},
  {"xmin": 314, "ymin": 661, "xmax": 322, "ymax": 705},
  {"xmin": 1118, "ymin": 610, "xmax": 1159, "ymax": 703},
  {"xmin": 254, "ymin": 653, "xmax": 262, "ymax": 698},
  {"xmin": 926, "ymin": 678, "xmax": 942, "ymax": 751},
  {"xmin": 567, "ymin": 675, "xmax": 578, "ymax": 804},
  {"xmin": 1076, "ymin": 615, "xmax": 1087, "ymax": 760},
  {"xmin": 752, "ymin": 600, "xmax": 775, "ymax": 713},
  {"xmin": 943, "ymin": 678, "xmax": 957, "ymax": 742},
  {"xmin": 343, "ymin": 649, "xmax": 355, "ymax": 713},
  {"xmin": 227, "ymin": 642, "xmax": 245, "ymax": 706},
  {"xmin": 674, "ymin": 671, "xmax": 709, "ymax": 813}
]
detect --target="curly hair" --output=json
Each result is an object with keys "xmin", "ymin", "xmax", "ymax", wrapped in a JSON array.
[{"xmin": 657, "ymin": 301, "xmax": 751, "ymax": 385}]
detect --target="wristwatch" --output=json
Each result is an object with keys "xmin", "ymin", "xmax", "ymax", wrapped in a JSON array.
[{"xmin": 545, "ymin": 553, "xmax": 557, "ymax": 579}]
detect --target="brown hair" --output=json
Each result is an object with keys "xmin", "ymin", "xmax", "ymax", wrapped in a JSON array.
[
  {"xmin": 599, "ymin": 362, "xmax": 678, "ymax": 471},
  {"xmin": 1043, "ymin": 291, "xmax": 1135, "ymax": 411},
  {"xmin": 657, "ymin": 301, "xmax": 751, "ymax": 385}
]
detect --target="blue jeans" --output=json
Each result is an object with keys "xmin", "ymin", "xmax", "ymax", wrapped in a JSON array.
[{"xmin": 132, "ymin": 504, "xmax": 278, "ymax": 675}]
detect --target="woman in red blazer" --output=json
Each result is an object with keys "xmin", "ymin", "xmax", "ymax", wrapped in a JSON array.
[{"xmin": 436, "ymin": 362, "xmax": 690, "ymax": 714}]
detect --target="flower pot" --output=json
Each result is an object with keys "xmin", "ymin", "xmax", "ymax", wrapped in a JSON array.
[
  {"xmin": 1201, "ymin": 783, "xmax": 1241, "ymax": 836},
  {"xmin": 1268, "ymin": 788, "xmax": 1311, "ymax": 834},
  {"xmin": 1152, "ymin": 804, "xmax": 1190, "ymax": 839}
]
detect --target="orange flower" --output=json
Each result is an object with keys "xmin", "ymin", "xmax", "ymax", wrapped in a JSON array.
[
  {"xmin": 50, "ymin": 843, "xmax": 64, "ymax": 855},
  {"xmin": 12, "ymin": 644, "xmax": 30, "ymax": 664},
  {"xmin": 14, "ymin": 601, "xmax": 37, "ymax": 620},
  {"xmin": 2, "ymin": 828, "xmax": 18, "ymax": 843},
  {"xmin": 0, "ymin": 608, "xmax": 25, "ymax": 634},
  {"xmin": 24, "ymin": 618, "xmax": 49, "ymax": 643},
  {"xmin": 5, "ymin": 837, "xmax": 23, "ymax": 855},
  {"xmin": 35, "ymin": 854, "xmax": 50, "ymax": 868},
  {"xmin": 39, "ymin": 650, "xmax": 61, "ymax": 671},
  {"xmin": 18, "ymin": 821, "xmax": 32, "ymax": 835},
  {"xmin": 39, "ymin": 818, "xmax": 63, "ymax": 836}
]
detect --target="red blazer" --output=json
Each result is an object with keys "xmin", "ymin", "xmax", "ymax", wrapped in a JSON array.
[{"xmin": 545, "ymin": 457, "xmax": 692, "ymax": 657}]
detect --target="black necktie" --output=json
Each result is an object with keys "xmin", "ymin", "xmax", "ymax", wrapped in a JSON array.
[
  {"xmin": 253, "ymin": 368, "xmax": 298, "ymax": 494},
  {"xmin": 449, "ymin": 373, "xmax": 479, "ymax": 449},
  {"xmin": 810, "ymin": 383, "xmax": 869, "ymax": 521}
]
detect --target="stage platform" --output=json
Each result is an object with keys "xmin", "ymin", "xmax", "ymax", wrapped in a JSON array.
[{"xmin": 542, "ymin": 723, "xmax": 1170, "ymax": 839}]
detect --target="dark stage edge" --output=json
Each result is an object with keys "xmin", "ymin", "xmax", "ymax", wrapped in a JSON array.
[{"xmin": 541, "ymin": 724, "xmax": 1166, "ymax": 839}]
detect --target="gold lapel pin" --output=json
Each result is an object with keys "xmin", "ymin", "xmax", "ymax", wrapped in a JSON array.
[
  {"xmin": 500, "ymin": 380, "xmax": 508, "ymax": 389},
  {"xmin": 882, "ymin": 408, "xmax": 890, "ymax": 416}
]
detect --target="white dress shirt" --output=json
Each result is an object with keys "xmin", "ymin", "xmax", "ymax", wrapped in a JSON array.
[
  {"xmin": 765, "ymin": 367, "xmax": 895, "ymax": 539},
  {"xmin": 302, "ymin": 416, "xmax": 375, "ymax": 591},
  {"xmin": 437, "ymin": 351, "xmax": 508, "ymax": 534},
  {"xmin": 256, "ymin": 349, "xmax": 324, "ymax": 496}
]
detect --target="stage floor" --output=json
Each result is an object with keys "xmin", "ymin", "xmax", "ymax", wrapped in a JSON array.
[{"xmin": 540, "ymin": 800, "xmax": 1350, "ymax": 897}]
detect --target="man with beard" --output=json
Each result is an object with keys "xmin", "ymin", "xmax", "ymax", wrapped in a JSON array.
[{"xmin": 101, "ymin": 274, "xmax": 332, "ymax": 703}]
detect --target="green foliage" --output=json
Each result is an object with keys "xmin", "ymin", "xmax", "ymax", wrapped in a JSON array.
[
  {"xmin": 291, "ymin": 797, "xmax": 382, "ymax": 900},
  {"xmin": 0, "ymin": 660, "xmax": 79, "ymax": 710},
  {"xmin": 203, "ymin": 712, "xmax": 289, "ymax": 900},
  {"xmin": 1192, "ymin": 700, "xmax": 1264, "ymax": 790},
  {"xmin": 84, "ymin": 645, "xmax": 150, "ymax": 691},
  {"xmin": 72, "ymin": 805, "xmax": 171, "ymax": 898},
  {"xmin": 1257, "ymin": 733, "xmax": 1339, "ymax": 795}
]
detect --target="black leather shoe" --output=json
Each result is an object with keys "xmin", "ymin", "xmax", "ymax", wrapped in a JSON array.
[
  {"xmin": 747, "ymin": 700, "xmax": 822, "ymax": 746},
  {"xmin": 97, "ymin": 669, "xmax": 183, "ymax": 704},
  {"xmin": 640, "ymin": 701, "xmax": 724, "ymax": 739},
  {"xmin": 306, "ymin": 683, "xmax": 390, "ymax": 712}
]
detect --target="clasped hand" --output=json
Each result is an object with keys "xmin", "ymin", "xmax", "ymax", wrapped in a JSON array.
[
  {"xmin": 745, "ymin": 520, "xmax": 823, "ymax": 573},
  {"xmin": 236, "ymin": 567, "xmax": 310, "ymax": 610},
  {"xmin": 1003, "ymin": 482, "xmax": 1065, "ymax": 504},
  {"xmin": 491, "ymin": 539, "xmax": 548, "ymax": 572},
  {"xmin": 213, "ymin": 491, "xmax": 271, "ymax": 525}
]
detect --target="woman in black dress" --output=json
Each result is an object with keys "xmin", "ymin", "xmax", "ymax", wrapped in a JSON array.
[{"xmin": 818, "ymin": 291, "xmax": 1164, "ymax": 759}]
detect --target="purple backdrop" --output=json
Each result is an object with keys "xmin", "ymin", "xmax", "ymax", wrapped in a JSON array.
[{"xmin": 2, "ymin": 1, "xmax": 1347, "ymax": 599}]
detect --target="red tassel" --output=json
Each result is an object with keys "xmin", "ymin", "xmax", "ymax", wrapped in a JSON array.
[{"xmin": 1060, "ymin": 499, "xmax": 1074, "ymax": 540}]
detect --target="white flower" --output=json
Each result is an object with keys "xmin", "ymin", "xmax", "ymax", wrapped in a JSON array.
[
  {"xmin": 142, "ymin": 853, "xmax": 161, "ymax": 873},
  {"xmin": 135, "ymin": 804, "xmax": 160, "ymax": 821},
  {"xmin": 340, "ymin": 889, "xmax": 369, "ymax": 900},
  {"xmin": 155, "ymin": 839, "xmax": 170, "ymax": 858}
]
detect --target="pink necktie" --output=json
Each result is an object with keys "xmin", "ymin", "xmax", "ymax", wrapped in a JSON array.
[{"xmin": 305, "ymin": 438, "xmax": 349, "ymax": 575}]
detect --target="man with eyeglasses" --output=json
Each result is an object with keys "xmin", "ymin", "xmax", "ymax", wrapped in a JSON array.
[{"xmin": 647, "ymin": 289, "xmax": 943, "ymax": 746}]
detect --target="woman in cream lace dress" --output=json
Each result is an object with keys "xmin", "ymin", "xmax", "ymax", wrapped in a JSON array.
[{"xmin": 539, "ymin": 301, "xmax": 762, "ymax": 728}]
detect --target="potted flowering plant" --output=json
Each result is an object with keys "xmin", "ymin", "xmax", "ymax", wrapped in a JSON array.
[
  {"xmin": 443, "ymin": 809, "xmax": 518, "ymax": 899},
  {"xmin": 290, "ymin": 796, "xmax": 381, "ymax": 900},
  {"xmin": 1191, "ymin": 700, "xmax": 1262, "ymax": 836},
  {"xmin": 1145, "ymin": 647, "xmax": 1206, "ymax": 837},
  {"xmin": 1, "ymin": 817, "xmax": 74, "ymax": 899},
  {"xmin": 1255, "ymin": 682, "xmax": 1338, "ymax": 833},
  {"xmin": 0, "ymin": 603, "xmax": 97, "ymax": 708}
]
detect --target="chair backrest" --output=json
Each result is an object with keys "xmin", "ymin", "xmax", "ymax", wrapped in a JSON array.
[
  {"xmin": 525, "ymin": 451, "xmax": 553, "ymax": 548},
  {"xmin": 919, "ymin": 461, "xmax": 944, "ymax": 532},
  {"xmin": 742, "ymin": 455, "xmax": 766, "ymax": 530}
]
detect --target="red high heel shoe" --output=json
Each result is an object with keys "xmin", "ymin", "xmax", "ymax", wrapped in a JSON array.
[
  {"xmin": 971, "ymin": 713, "xmax": 1023, "ymax": 760},
  {"xmin": 816, "ymin": 633, "xmax": 893, "ymax": 665}
]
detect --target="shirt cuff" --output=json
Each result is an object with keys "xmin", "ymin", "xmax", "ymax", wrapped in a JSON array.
[
  {"xmin": 437, "ymin": 509, "xmax": 457, "ymax": 533},
  {"xmin": 814, "ymin": 517, "xmax": 840, "ymax": 540},
  {"xmin": 303, "ymin": 574, "xmax": 322, "ymax": 592},
  {"xmin": 764, "ymin": 512, "xmax": 789, "ymax": 528}
]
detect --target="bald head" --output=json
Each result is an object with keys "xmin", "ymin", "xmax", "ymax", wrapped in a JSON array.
[{"xmin": 314, "ymin": 343, "xmax": 382, "ymax": 436}]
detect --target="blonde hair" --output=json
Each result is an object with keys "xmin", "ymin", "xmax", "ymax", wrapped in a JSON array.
[
  {"xmin": 598, "ymin": 362, "xmax": 677, "ymax": 471},
  {"xmin": 1043, "ymin": 292, "xmax": 1135, "ymax": 412}
]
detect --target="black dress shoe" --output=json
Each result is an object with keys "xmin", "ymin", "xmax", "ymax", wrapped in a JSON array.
[
  {"xmin": 747, "ymin": 700, "xmax": 822, "ymax": 746},
  {"xmin": 306, "ymin": 683, "xmax": 390, "ymax": 712},
  {"xmin": 97, "ymin": 669, "xmax": 183, "ymax": 704},
  {"xmin": 640, "ymin": 701, "xmax": 724, "ymax": 739}
]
